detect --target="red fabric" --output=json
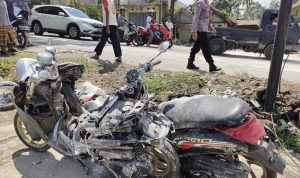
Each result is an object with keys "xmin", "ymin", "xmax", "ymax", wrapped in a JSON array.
[
  {"xmin": 103, "ymin": 0, "xmax": 108, "ymax": 9},
  {"xmin": 215, "ymin": 113, "xmax": 266, "ymax": 145}
]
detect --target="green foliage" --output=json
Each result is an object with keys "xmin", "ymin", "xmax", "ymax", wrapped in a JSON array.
[
  {"xmin": 269, "ymin": 0, "xmax": 280, "ymax": 8},
  {"xmin": 243, "ymin": 2, "xmax": 264, "ymax": 20},
  {"xmin": 278, "ymin": 129, "xmax": 300, "ymax": 151},
  {"xmin": 65, "ymin": 0, "xmax": 99, "ymax": 20}
]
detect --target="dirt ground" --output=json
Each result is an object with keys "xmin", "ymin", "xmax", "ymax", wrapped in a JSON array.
[{"xmin": 1, "ymin": 52, "xmax": 300, "ymax": 178}]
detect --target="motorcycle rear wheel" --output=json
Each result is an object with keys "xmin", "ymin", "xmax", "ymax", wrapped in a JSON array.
[
  {"xmin": 17, "ymin": 31, "xmax": 27, "ymax": 48},
  {"xmin": 14, "ymin": 113, "xmax": 50, "ymax": 152},
  {"xmin": 247, "ymin": 160, "xmax": 277, "ymax": 178}
]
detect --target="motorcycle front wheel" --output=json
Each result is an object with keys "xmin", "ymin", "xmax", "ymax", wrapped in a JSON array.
[
  {"xmin": 131, "ymin": 34, "xmax": 143, "ymax": 46},
  {"xmin": 14, "ymin": 113, "xmax": 50, "ymax": 152}
]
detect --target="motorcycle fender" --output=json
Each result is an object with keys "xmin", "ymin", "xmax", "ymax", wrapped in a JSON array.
[{"xmin": 14, "ymin": 104, "xmax": 46, "ymax": 140}]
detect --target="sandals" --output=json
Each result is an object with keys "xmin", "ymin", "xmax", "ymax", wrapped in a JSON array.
[
  {"xmin": 90, "ymin": 54, "xmax": 100, "ymax": 60},
  {"xmin": 115, "ymin": 57, "xmax": 122, "ymax": 63}
]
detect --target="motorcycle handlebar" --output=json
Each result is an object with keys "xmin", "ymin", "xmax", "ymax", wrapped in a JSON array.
[{"xmin": 152, "ymin": 60, "xmax": 162, "ymax": 67}]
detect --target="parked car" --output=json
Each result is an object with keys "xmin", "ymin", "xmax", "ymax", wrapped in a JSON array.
[
  {"xmin": 209, "ymin": 9, "xmax": 300, "ymax": 60},
  {"xmin": 29, "ymin": 5, "xmax": 102, "ymax": 40}
]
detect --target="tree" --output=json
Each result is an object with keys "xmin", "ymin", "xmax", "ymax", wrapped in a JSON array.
[
  {"xmin": 241, "ymin": 0, "xmax": 253, "ymax": 6},
  {"xmin": 211, "ymin": 0, "xmax": 241, "ymax": 17},
  {"xmin": 269, "ymin": 0, "xmax": 280, "ymax": 8},
  {"xmin": 169, "ymin": 0, "xmax": 177, "ymax": 20},
  {"xmin": 244, "ymin": 2, "xmax": 264, "ymax": 20}
]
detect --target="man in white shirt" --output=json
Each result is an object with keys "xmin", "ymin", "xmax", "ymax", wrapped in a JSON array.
[
  {"xmin": 91, "ymin": 0, "xmax": 122, "ymax": 62},
  {"xmin": 165, "ymin": 17, "xmax": 174, "ymax": 37},
  {"xmin": 146, "ymin": 10, "xmax": 154, "ymax": 46}
]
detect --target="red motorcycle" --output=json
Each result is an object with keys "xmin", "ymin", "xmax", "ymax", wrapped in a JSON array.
[{"xmin": 138, "ymin": 23, "xmax": 173, "ymax": 48}]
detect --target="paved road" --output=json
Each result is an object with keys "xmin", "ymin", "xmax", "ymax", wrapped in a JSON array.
[{"xmin": 26, "ymin": 34, "xmax": 300, "ymax": 83}]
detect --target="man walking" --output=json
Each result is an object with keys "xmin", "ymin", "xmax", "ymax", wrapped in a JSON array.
[
  {"xmin": 146, "ymin": 10, "xmax": 155, "ymax": 47},
  {"xmin": 187, "ymin": 0, "xmax": 221, "ymax": 72},
  {"xmin": 0, "ymin": 0, "xmax": 17, "ymax": 54},
  {"xmin": 91, "ymin": 0, "xmax": 122, "ymax": 62}
]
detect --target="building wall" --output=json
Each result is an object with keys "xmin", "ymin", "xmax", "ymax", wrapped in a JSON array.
[{"xmin": 292, "ymin": 0, "xmax": 300, "ymax": 20}]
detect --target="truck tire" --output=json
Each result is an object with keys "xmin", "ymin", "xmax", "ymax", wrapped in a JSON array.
[
  {"xmin": 264, "ymin": 44, "xmax": 274, "ymax": 60},
  {"xmin": 210, "ymin": 38, "xmax": 226, "ymax": 55}
]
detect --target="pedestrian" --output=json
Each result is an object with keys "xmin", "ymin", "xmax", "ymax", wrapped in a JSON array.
[
  {"xmin": 4, "ymin": 0, "xmax": 17, "ymax": 25},
  {"xmin": 146, "ymin": 10, "xmax": 155, "ymax": 47},
  {"xmin": 117, "ymin": 7, "xmax": 130, "ymax": 45},
  {"xmin": 91, "ymin": 0, "xmax": 122, "ymax": 62},
  {"xmin": 187, "ymin": 0, "xmax": 221, "ymax": 72},
  {"xmin": 0, "ymin": 0, "xmax": 17, "ymax": 54},
  {"xmin": 165, "ymin": 17, "xmax": 174, "ymax": 37}
]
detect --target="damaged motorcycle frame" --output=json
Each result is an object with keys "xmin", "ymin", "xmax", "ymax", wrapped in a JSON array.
[{"xmin": 10, "ymin": 41, "xmax": 180, "ymax": 178}]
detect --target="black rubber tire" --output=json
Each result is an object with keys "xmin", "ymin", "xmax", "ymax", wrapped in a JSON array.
[
  {"xmin": 131, "ymin": 34, "xmax": 143, "ymax": 46},
  {"xmin": 0, "ymin": 81, "xmax": 16, "ymax": 111},
  {"xmin": 264, "ymin": 44, "xmax": 274, "ymax": 60},
  {"xmin": 14, "ymin": 113, "xmax": 50, "ymax": 152},
  {"xmin": 68, "ymin": 25, "xmax": 80, "ymax": 39},
  {"xmin": 92, "ymin": 37, "xmax": 100, "ymax": 41},
  {"xmin": 32, "ymin": 22, "xmax": 44, "ymax": 35},
  {"xmin": 17, "ymin": 31, "xmax": 27, "ymax": 48},
  {"xmin": 151, "ymin": 140, "xmax": 181, "ymax": 178},
  {"xmin": 209, "ymin": 38, "xmax": 226, "ymax": 55},
  {"xmin": 61, "ymin": 82, "xmax": 83, "ymax": 116},
  {"xmin": 168, "ymin": 41, "xmax": 173, "ymax": 49}
]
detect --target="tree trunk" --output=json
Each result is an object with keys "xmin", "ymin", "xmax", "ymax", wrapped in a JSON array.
[{"xmin": 170, "ymin": 0, "xmax": 177, "ymax": 20}]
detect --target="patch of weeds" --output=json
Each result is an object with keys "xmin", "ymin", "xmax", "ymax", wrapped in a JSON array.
[
  {"xmin": 145, "ymin": 71, "xmax": 205, "ymax": 94},
  {"xmin": 278, "ymin": 129, "xmax": 300, "ymax": 151},
  {"xmin": 61, "ymin": 57, "xmax": 99, "ymax": 71},
  {"xmin": 0, "ymin": 52, "xmax": 35, "ymax": 80}
]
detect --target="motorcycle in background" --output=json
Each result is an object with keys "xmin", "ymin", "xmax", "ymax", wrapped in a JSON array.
[
  {"xmin": 138, "ymin": 23, "xmax": 173, "ymax": 48},
  {"xmin": 1, "ymin": 40, "xmax": 180, "ymax": 178},
  {"xmin": 108, "ymin": 19, "xmax": 143, "ymax": 47}
]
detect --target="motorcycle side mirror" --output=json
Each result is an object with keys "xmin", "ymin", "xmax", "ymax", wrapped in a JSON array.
[
  {"xmin": 158, "ymin": 41, "xmax": 170, "ymax": 53},
  {"xmin": 48, "ymin": 38, "xmax": 52, "ymax": 47}
]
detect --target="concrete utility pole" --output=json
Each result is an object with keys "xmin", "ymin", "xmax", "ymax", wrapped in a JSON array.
[{"xmin": 264, "ymin": 0, "xmax": 293, "ymax": 112}]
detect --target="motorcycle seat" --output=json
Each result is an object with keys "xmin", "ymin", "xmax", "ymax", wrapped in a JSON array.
[{"xmin": 158, "ymin": 95, "xmax": 249, "ymax": 129}]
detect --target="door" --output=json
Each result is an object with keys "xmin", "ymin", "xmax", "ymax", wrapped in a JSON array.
[
  {"xmin": 47, "ymin": 7, "xmax": 68, "ymax": 31},
  {"xmin": 35, "ymin": 6, "xmax": 52, "ymax": 29},
  {"xmin": 129, "ymin": 12, "xmax": 155, "ymax": 28}
]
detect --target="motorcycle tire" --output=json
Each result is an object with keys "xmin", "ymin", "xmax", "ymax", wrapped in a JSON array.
[
  {"xmin": 149, "ymin": 139, "xmax": 181, "ymax": 178},
  {"xmin": 14, "ymin": 113, "xmax": 50, "ymax": 152},
  {"xmin": 61, "ymin": 82, "xmax": 83, "ymax": 116},
  {"xmin": 168, "ymin": 41, "xmax": 173, "ymax": 49},
  {"xmin": 131, "ymin": 34, "xmax": 143, "ymax": 46},
  {"xmin": 0, "ymin": 81, "xmax": 16, "ymax": 111},
  {"xmin": 17, "ymin": 31, "xmax": 27, "ymax": 48}
]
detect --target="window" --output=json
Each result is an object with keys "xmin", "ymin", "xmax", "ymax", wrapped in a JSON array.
[
  {"xmin": 48, "ymin": 7, "xmax": 66, "ymax": 16},
  {"xmin": 35, "ymin": 6, "xmax": 51, "ymax": 14}
]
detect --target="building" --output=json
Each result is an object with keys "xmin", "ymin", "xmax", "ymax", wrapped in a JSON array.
[
  {"xmin": 120, "ymin": 0, "xmax": 168, "ymax": 27},
  {"xmin": 292, "ymin": 0, "xmax": 300, "ymax": 20}
]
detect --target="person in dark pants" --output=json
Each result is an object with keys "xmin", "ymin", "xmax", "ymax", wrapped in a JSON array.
[
  {"xmin": 91, "ymin": 0, "xmax": 122, "ymax": 62},
  {"xmin": 187, "ymin": 0, "xmax": 221, "ymax": 72}
]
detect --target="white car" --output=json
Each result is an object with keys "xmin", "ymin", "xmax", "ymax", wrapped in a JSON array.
[{"xmin": 29, "ymin": 5, "xmax": 103, "ymax": 40}]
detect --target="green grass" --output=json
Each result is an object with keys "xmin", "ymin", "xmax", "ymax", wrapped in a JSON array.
[
  {"xmin": 278, "ymin": 129, "xmax": 300, "ymax": 151},
  {"xmin": 0, "ymin": 52, "xmax": 35, "ymax": 80}
]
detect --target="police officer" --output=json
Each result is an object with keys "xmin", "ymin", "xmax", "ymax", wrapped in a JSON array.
[{"xmin": 187, "ymin": 0, "xmax": 221, "ymax": 72}]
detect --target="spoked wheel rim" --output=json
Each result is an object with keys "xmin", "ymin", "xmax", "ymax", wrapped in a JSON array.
[
  {"xmin": 15, "ymin": 116, "xmax": 48, "ymax": 149},
  {"xmin": 69, "ymin": 27, "xmax": 78, "ymax": 38}
]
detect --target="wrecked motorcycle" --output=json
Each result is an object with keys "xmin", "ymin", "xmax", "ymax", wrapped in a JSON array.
[
  {"xmin": 4, "ymin": 41, "xmax": 180, "ymax": 178},
  {"xmin": 158, "ymin": 95, "xmax": 286, "ymax": 178}
]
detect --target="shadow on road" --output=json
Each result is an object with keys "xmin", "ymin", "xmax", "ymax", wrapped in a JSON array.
[
  {"xmin": 12, "ymin": 148, "xmax": 88, "ymax": 178},
  {"xmin": 218, "ymin": 53, "xmax": 264, "ymax": 60},
  {"xmin": 94, "ymin": 59, "xmax": 121, "ymax": 74}
]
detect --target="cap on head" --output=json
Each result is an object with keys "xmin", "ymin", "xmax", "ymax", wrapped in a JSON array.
[{"xmin": 120, "ymin": 7, "xmax": 126, "ymax": 12}]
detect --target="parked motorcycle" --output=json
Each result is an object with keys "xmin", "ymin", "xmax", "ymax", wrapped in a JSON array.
[
  {"xmin": 2, "ymin": 40, "xmax": 180, "ymax": 178},
  {"xmin": 108, "ymin": 19, "xmax": 143, "ymax": 47},
  {"xmin": 13, "ymin": 16, "xmax": 30, "ymax": 48},
  {"xmin": 158, "ymin": 95, "xmax": 286, "ymax": 178},
  {"xmin": 138, "ymin": 23, "xmax": 173, "ymax": 48}
]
